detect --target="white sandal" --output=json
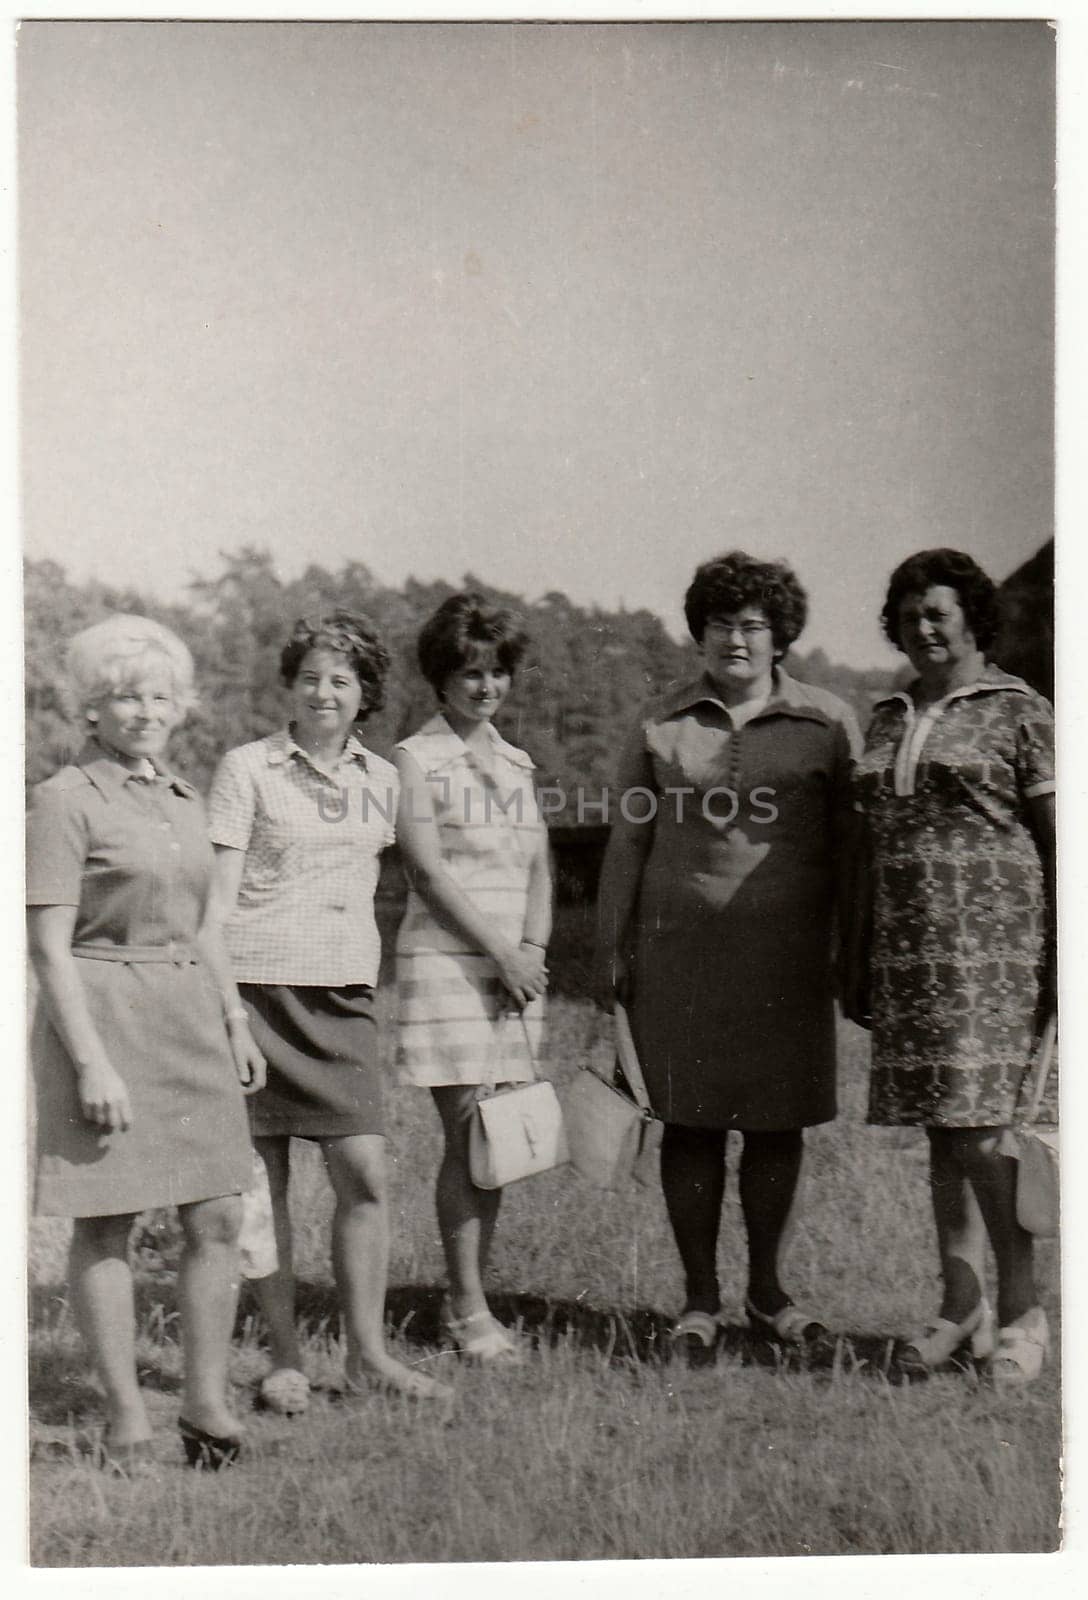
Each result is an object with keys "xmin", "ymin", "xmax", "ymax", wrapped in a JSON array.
[
  {"xmin": 439, "ymin": 1297, "xmax": 522, "ymax": 1364},
  {"xmin": 746, "ymin": 1298, "xmax": 827, "ymax": 1346},
  {"xmin": 669, "ymin": 1308, "xmax": 722, "ymax": 1351},
  {"xmin": 258, "ymin": 1367, "xmax": 310, "ymax": 1416},
  {"xmin": 901, "ymin": 1298, "xmax": 996, "ymax": 1371},
  {"xmin": 988, "ymin": 1307, "xmax": 1049, "ymax": 1388}
]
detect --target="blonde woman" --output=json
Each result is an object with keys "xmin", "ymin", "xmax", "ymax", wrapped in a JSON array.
[{"xmin": 27, "ymin": 616, "xmax": 264, "ymax": 1472}]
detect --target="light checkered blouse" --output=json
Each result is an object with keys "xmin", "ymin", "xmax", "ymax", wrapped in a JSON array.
[{"xmin": 207, "ymin": 728, "xmax": 399, "ymax": 986}]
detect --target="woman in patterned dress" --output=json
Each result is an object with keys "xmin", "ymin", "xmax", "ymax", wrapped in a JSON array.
[
  {"xmin": 848, "ymin": 550, "xmax": 1056, "ymax": 1385},
  {"xmin": 594, "ymin": 553, "xmax": 861, "ymax": 1356},
  {"xmin": 27, "ymin": 616, "xmax": 264, "ymax": 1472},
  {"xmin": 395, "ymin": 593, "xmax": 551, "ymax": 1362},
  {"xmin": 209, "ymin": 612, "xmax": 449, "ymax": 1407}
]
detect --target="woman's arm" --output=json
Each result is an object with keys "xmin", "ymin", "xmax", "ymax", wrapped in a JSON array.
[
  {"xmin": 521, "ymin": 824, "xmax": 553, "ymax": 951},
  {"xmin": 1028, "ymin": 791, "xmax": 1057, "ymax": 1030},
  {"xmin": 593, "ymin": 727, "xmax": 655, "ymax": 1011},
  {"xmin": 198, "ymin": 845, "xmax": 266, "ymax": 1092},
  {"xmin": 394, "ymin": 747, "xmax": 546, "ymax": 1009},
  {"xmin": 28, "ymin": 905, "xmax": 133, "ymax": 1132}
]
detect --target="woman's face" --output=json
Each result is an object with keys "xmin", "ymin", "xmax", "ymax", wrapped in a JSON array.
[
  {"xmin": 701, "ymin": 604, "xmax": 776, "ymax": 694},
  {"xmin": 897, "ymin": 585, "xmax": 977, "ymax": 677},
  {"xmin": 288, "ymin": 647, "xmax": 363, "ymax": 745},
  {"xmin": 92, "ymin": 667, "xmax": 184, "ymax": 765},
  {"xmin": 441, "ymin": 647, "xmax": 512, "ymax": 729}
]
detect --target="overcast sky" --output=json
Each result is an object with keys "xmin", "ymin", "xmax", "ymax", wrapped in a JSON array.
[{"xmin": 18, "ymin": 19, "xmax": 1054, "ymax": 668}]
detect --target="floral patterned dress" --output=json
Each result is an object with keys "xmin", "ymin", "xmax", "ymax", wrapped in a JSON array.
[{"xmin": 852, "ymin": 665, "xmax": 1055, "ymax": 1128}]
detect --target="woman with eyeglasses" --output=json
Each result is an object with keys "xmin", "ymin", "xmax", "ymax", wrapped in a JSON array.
[{"xmin": 594, "ymin": 552, "xmax": 860, "ymax": 1357}]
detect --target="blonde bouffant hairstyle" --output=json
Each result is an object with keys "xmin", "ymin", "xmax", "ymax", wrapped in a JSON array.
[{"xmin": 64, "ymin": 615, "xmax": 198, "ymax": 726}]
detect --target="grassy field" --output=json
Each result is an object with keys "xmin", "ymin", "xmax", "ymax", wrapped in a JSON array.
[{"xmin": 27, "ymin": 995, "xmax": 1061, "ymax": 1565}]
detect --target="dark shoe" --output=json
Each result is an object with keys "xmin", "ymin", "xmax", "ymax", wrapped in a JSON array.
[{"xmin": 178, "ymin": 1416, "xmax": 243, "ymax": 1470}]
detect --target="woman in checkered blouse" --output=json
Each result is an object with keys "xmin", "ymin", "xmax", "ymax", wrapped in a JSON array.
[
  {"xmin": 395, "ymin": 593, "xmax": 552, "ymax": 1362},
  {"xmin": 209, "ymin": 612, "xmax": 451, "ymax": 1409}
]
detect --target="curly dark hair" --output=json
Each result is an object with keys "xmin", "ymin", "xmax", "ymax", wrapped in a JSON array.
[
  {"xmin": 881, "ymin": 549, "xmax": 1000, "ymax": 653},
  {"xmin": 683, "ymin": 551, "xmax": 808, "ymax": 653},
  {"xmin": 279, "ymin": 610, "xmax": 390, "ymax": 722},
  {"xmin": 417, "ymin": 591, "xmax": 530, "ymax": 696}
]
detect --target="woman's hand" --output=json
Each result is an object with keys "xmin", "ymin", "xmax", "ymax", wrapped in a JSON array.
[
  {"xmin": 76, "ymin": 1057, "xmax": 133, "ymax": 1133},
  {"xmin": 227, "ymin": 1017, "xmax": 267, "ymax": 1094},
  {"xmin": 495, "ymin": 941, "xmax": 548, "ymax": 1010}
]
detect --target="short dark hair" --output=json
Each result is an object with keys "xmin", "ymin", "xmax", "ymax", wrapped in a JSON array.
[
  {"xmin": 683, "ymin": 551, "xmax": 808, "ymax": 652},
  {"xmin": 417, "ymin": 592, "xmax": 529, "ymax": 696},
  {"xmin": 881, "ymin": 549, "xmax": 1000, "ymax": 653},
  {"xmin": 279, "ymin": 610, "xmax": 390, "ymax": 722}
]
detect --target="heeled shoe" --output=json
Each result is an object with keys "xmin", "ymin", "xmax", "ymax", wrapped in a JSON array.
[
  {"xmin": 987, "ymin": 1307, "xmax": 1049, "ymax": 1389},
  {"xmin": 899, "ymin": 1297, "xmax": 996, "ymax": 1373},
  {"xmin": 745, "ymin": 1298, "xmax": 828, "ymax": 1346},
  {"xmin": 439, "ymin": 1296, "xmax": 522, "ymax": 1363},
  {"xmin": 95, "ymin": 1429, "xmax": 159, "ymax": 1479},
  {"xmin": 178, "ymin": 1416, "xmax": 243, "ymax": 1470}
]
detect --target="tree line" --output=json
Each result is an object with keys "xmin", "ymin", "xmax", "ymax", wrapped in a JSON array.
[{"xmin": 25, "ymin": 550, "xmax": 899, "ymax": 813}]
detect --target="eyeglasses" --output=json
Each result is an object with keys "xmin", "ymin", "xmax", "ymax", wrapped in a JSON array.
[{"xmin": 703, "ymin": 619, "xmax": 771, "ymax": 639}]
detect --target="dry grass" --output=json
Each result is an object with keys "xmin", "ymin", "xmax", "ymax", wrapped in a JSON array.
[{"xmin": 27, "ymin": 996, "xmax": 1061, "ymax": 1565}]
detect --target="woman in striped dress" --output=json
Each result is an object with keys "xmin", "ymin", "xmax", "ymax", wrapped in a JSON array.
[{"xmin": 395, "ymin": 593, "xmax": 551, "ymax": 1362}]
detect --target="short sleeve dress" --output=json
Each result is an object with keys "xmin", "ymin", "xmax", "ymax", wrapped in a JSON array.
[
  {"xmin": 395, "ymin": 714, "xmax": 546, "ymax": 1087},
  {"xmin": 851, "ymin": 666, "xmax": 1056, "ymax": 1128},
  {"xmin": 27, "ymin": 744, "xmax": 253, "ymax": 1218},
  {"xmin": 624, "ymin": 670, "xmax": 861, "ymax": 1131},
  {"xmin": 206, "ymin": 729, "xmax": 399, "ymax": 1140}
]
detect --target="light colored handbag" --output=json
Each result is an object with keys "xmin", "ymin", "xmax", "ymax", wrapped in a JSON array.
[
  {"xmin": 1014, "ymin": 1018, "xmax": 1059, "ymax": 1238},
  {"xmin": 468, "ymin": 1013, "xmax": 569, "ymax": 1190},
  {"xmin": 565, "ymin": 1002, "xmax": 663, "ymax": 1191}
]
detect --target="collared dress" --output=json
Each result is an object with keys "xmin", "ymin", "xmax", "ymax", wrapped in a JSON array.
[
  {"xmin": 207, "ymin": 727, "xmax": 399, "ymax": 1139},
  {"xmin": 395, "ymin": 714, "xmax": 546, "ymax": 1087},
  {"xmin": 26, "ymin": 744, "xmax": 252, "ymax": 1218},
  {"xmin": 620, "ymin": 670, "xmax": 861, "ymax": 1131},
  {"xmin": 851, "ymin": 665, "xmax": 1056, "ymax": 1128}
]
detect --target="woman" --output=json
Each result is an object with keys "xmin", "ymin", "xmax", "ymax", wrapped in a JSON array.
[
  {"xmin": 848, "ymin": 549, "xmax": 1056, "ymax": 1385},
  {"xmin": 395, "ymin": 593, "xmax": 550, "ymax": 1362},
  {"xmin": 208, "ymin": 612, "xmax": 449, "ymax": 1407},
  {"xmin": 595, "ymin": 552, "xmax": 861, "ymax": 1353},
  {"xmin": 27, "ymin": 615, "xmax": 264, "ymax": 1472}
]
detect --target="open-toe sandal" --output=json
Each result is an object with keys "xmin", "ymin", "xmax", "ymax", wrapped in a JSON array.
[{"xmin": 745, "ymin": 1298, "xmax": 828, "ymax": 1346}]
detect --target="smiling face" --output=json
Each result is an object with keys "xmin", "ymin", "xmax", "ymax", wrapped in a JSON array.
[
  {"xmin": 440, "ymin": 645, "xmax": 512, "ymax": 732},
  {"xmin": 896, "ymin": 585, "xmax": 978, "ymax": 679},
  {"xmin": 287, "ymin": 647, "xmax": 363, "ymax": 748},
  {"xmin": 91, "ymin": 666, "xmax": 184, "ymax": 766},
  {"xmin": 700, "ymin": 604, "xmax": 777, "ymax": 698}
]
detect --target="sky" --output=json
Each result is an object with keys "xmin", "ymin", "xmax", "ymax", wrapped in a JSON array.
[{"xmin": 18, "ymin": 18, "xmax": 1055, "ymax": 669}]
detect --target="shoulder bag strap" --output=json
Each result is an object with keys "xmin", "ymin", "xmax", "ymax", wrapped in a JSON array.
[
  {"xmin": 613, "ymin": 1001, "xmax": 653, "ymax": 1112},
  {"xmin": 1024, "ymin": 1016, "xmax": 1057, "ymax": 1124}
]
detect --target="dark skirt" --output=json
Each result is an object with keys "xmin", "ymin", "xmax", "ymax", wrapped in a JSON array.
[{"xmin": 239, "ymin": 983, "xmax": 383, "ymax": 1140}]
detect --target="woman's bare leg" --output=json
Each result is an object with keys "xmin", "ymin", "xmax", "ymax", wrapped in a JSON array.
[
  {"xmin": 248, "ymin": 1136, "xmax": 305, "ymax": 1374},
  {"xmin": 431, "ymin": 1086, "xmax": 501, "ymax": 1320},
  {"xmin": 322, "ymin": 1133, "xmax": 446, "ymax": 1396},
  {"xmin": 176, "ymin": 1193, "xmax": 244, "ymax": 1437},
  {"xmin": 68, "ymin": 1212, "xmax": 151, "ymax": 1446},
  {"xmin": 954, "ymin": 1128, "xmax": 1037, "ymax": 1326}
]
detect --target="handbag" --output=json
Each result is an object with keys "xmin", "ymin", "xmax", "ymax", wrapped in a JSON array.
[
  {"xmin": 238, "ymin": 1148, "xmax": 279, "ymax": 1280},
  {"xmin": 565, "ymin": 1001, "xmax": 663, "ymax": 1191},
  {"xmin": 468, "ymin": 1012, "xmax": 569, "ymax": 1190},
  {"xmin": 1014, "ymin": 1017, "xmax": 1059, "ymax": 1238}
]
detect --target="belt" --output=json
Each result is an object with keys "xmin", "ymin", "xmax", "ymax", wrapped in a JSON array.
[{"xmin": 72, "ymin": 942, "xmax": 200, "ymax": 966}]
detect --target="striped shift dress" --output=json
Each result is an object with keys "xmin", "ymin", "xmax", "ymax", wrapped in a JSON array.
[{"xmin": 395, "ymin": 714, "xmax": 546, "ymax": 1086}]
